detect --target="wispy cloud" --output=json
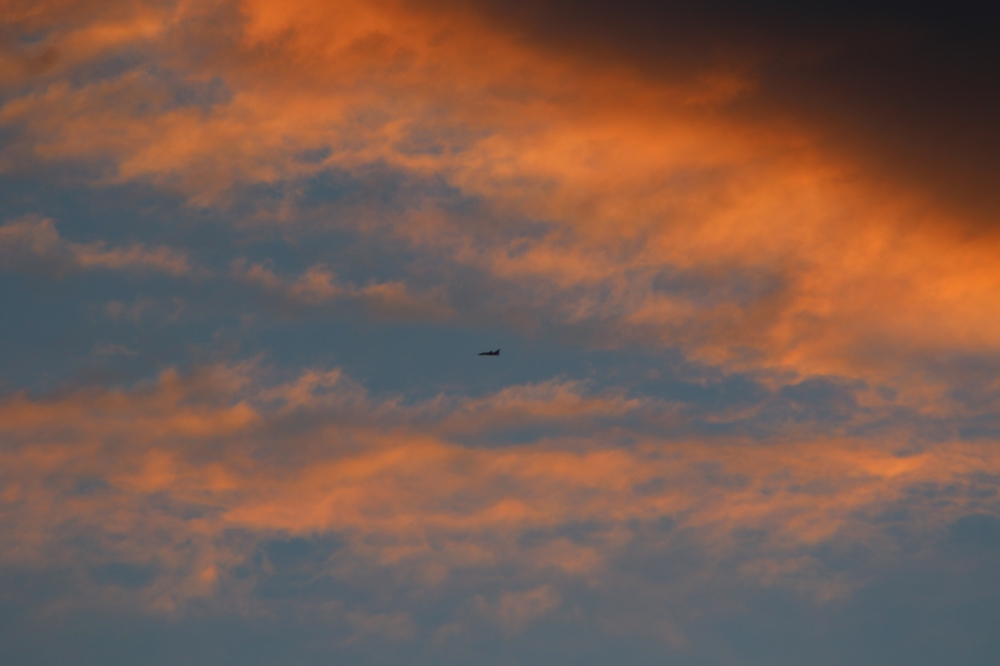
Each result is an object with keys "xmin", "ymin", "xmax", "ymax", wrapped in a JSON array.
[
  {"xmin": 0, "ymin": 216, "xmax": 195, "ymax": 276},
  {"xmin": 1, "ymin": 363, "xmax": 997, "ymax": 632},
  {"xmin": 231, "ymin": 258, "xmax": 453, "ymax": 319}
]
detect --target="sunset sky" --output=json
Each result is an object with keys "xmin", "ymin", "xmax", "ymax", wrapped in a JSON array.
[{"xmin": 2, "ymin": 1, "xmax": 1000, "ymax": 664}]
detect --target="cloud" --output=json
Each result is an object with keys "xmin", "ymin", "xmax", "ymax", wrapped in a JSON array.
[
  {"xmin": 345, "ymin": 610, "xmax": 417, "ymax": 643},
  {"xmin": 0, "ymin": 216, "xmax": 194, "ymax": 276},
  {"xmin": 2, "ymin": 0, "xmax": 997, "ymax": 397},
  {"xmin": 0, "ymin": 0, "xmax": 169, "ymax": 86},
  {"xmin": 2, "ymin": 2, "xmax": 999, "ymax": 662},
  {"xmin": 447, "ymin": 0, "xmax": 1000, "ymax": 225},
  {"xmin": 485, "ymin": 584, "xmax": 560, "ymax": 633},
  {"xmin": 104, "ymin": 296, "xmax": 187, "ymax": 323},
  {"xmin": 92, "ymin": 342, "xmax": 139, "ymax": 356},
  {"xmin": 1, "ymin": 362, "xmax": 998, "ymax": 630},
  {"xmin": 231, "ymin": 258, "xmax": 453, "ymax": 319}
]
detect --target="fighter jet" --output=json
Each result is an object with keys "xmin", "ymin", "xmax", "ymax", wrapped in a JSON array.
[{"xmin": 478, "ymin": 349, "xmax": 500, "ymax": 356}]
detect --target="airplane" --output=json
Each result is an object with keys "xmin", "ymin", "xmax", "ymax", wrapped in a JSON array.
[{"xmin": 478, "ymin": 349, "xmax": 500, "ymax": 356}]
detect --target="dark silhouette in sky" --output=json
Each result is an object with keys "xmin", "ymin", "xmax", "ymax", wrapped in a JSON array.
[{"xmin": 478, "ymin": 349, "xmax": 500, "ymax": 356}]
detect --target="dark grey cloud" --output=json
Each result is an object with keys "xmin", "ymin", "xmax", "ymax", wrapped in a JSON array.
[{"xmin": 437, "ymin": 0, "xmax": 1000, "ymax": 227}]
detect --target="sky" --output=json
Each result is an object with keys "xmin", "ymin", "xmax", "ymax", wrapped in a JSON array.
[{"xmin": 1, "ymin": 1, "xmax": 1000, "ymax": 663}]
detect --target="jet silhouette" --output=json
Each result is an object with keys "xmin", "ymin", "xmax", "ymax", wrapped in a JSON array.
[{"xmin": 478, "ymin": 349, "xmax": 500, "ymax": 356}]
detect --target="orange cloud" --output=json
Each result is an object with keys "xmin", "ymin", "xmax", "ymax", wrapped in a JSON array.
[
  {"xmin": 0, "ymin": 0, "xmax": 169, "ymax": 86},
  {"xmin": 3, "ymin": 4, "xmax": 999, "ymax": 657},
  {"xmin": 2, "ymin": 0, "xmax": 999, "ymax": 398},
  {"xmin": 1, "ymin": 363, "xmax": 998, "ymax": 623}
]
